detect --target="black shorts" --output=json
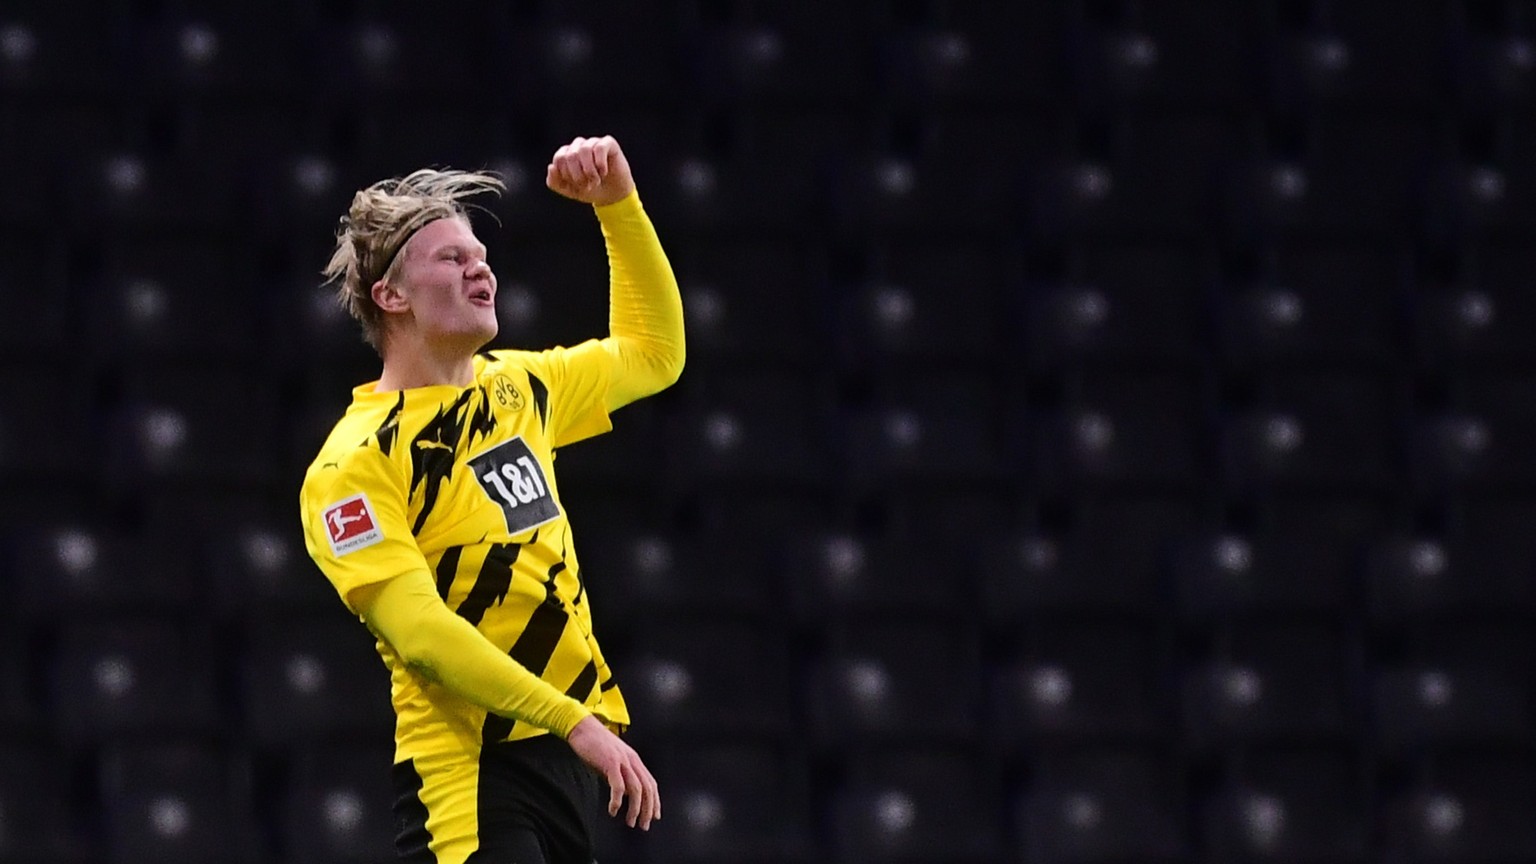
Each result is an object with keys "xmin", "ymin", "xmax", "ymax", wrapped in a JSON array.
[{"xmin": 393, "ymin": 735, "xmax": 606, "ymax": 864}]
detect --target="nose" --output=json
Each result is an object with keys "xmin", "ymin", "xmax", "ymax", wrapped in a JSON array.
[{"xmin": 467, "ymin": 259, "xmax": 491, "ymax": 280}]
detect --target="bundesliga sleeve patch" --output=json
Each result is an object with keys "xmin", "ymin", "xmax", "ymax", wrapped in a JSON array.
[{"xmin": 322, "ymin": 493, "xmax": 385, "ymax": 556}]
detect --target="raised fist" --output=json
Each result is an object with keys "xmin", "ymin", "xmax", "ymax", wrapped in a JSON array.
[{"xmin": 546, "ymin": 135, "xmax": 636, "ymax": 207}]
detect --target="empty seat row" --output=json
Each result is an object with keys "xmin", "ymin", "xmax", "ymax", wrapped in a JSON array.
[
  {"xmin": 8, "ymin": 505, "xmax": 1536, "ymax": 623},
  {"xmin": 6, "ymin": 738, "xmax": 1536, "ymax": 864},
  {"xmin": 2, "ymin": 611, "xmax": 1529, "ymax": 760}
]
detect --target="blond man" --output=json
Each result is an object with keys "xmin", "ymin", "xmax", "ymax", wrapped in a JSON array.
[{"xmin": 299, "ymin": 136, "xmax": 681, "ymax": 864}]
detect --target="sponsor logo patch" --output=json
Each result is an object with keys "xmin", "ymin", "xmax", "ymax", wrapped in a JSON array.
[
  {"xmin": 469, "ymin": 436, "xmax": 560, "ymax": 535},
  {"xmin": 322, "ymin": 493, "xmax": 384, "ymax": 556}
]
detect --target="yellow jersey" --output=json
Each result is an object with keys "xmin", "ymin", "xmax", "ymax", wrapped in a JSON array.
[{"xmin": 300, "ymin": 344, "xmax": 630, "ymax": 764}]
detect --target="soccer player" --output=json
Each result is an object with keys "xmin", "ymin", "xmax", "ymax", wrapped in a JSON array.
[{"xmin": 298, "ymin": 136, "xmax": 681, "ymax": 864}]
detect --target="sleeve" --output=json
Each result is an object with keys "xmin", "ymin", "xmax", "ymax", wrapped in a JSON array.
[
  {"xmin": 300, "ymin": 445, "xmax": 425, "ymax": 615},
  {"xmin": 355, "ymin": 569, "xmax": 593, "ymax": 738},
  {"xmin": 502, "ymin": 191, "xmax": 685, "ymax": 449}
]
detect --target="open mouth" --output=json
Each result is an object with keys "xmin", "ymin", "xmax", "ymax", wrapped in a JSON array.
[{"xmin": 468, "ymin": 288, "xmax": 494, "ymax": 306}]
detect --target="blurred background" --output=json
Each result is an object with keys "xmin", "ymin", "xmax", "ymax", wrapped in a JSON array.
[{"xmin": 1, "ymin": 0, "xmax": 1535, "ymax": 862}]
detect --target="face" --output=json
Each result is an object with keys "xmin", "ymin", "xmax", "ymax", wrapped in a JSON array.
[{"xmin": 380, "ymin": 216, "xmax": 498, "ymax": 354}]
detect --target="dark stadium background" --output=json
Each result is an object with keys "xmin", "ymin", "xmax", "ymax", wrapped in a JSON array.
[{"xmin": 2, "ymin": 0, "xmax": 1535, "ymax": 862}]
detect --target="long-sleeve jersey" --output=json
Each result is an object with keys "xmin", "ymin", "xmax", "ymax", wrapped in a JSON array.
[{"xmin": 299, "ymin": 191, "xmax": 683, "ymax": 764}]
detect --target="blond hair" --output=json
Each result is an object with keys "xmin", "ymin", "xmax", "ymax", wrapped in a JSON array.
[{"xmin": 324, "ymin": 168, "xmax": 504, "ymax": 352}]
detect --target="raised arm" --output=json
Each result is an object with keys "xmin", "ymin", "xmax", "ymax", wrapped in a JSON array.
[{"xmin": 546, "ymin": 136, "xmax": 685, "ymax": 411}]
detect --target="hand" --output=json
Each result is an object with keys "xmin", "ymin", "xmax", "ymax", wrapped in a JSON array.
[
  {"xmin": 565, "ymin": 715, "xmax": 661, "ymax": 830},
  {"xmin": 546, "ymin": 136, "xmax": 636, "ymax": 207}
]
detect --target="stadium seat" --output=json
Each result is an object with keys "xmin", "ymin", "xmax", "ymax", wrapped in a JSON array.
[
  {"xmin": 482, "ymin": 238, "xmax": 613, "ymax": 354},
  {"xmin": 989, "ymin": 622, "xmax": 1173, "ymax": 751},
  {"xmin": 779, "ymin": 530, "xmax": 968, "ymax": 621},
  {"xmin": 575, "ymin": 528, "xmax": 778, "ymax": 621},
  {"xmin": 1221, "ymin": 371, "xmax": 1400, "ymax": 494},
  {"xmin": 841, "ymin": 374, "xmax": 1003, "ymax": 490},
  {"xmin": 979, "ymin": 495, "xmax": 1196, "ymax": 621},
  {"xmin": 1373, "ymin": 664, "xmax": 1532, "ymax": 754},
  {"xmin": 688, "ymin": 156, "xmax": 826, "ymax": 242},
  {"xmin": 1019, "ymin": 747, "xmax": 1187, "ymax": 864},
  {"xmin": 1215, "ymin": 241, "xmax": 1400, "ymax": 371},
  {"xmin": 1222, "ymin": 117, "xmax": 1428, "ymax": 246},
  {"xmin": 1026, "ymin": 151, "xmax": 1212, "ymax": 243},
  {"xmin": 63, "ymin": 152, "xmax": 243, "ymax": 235},
  {"xmin": 1021, "ymin": 240, "xmax": 1208, "ymax": 372},
  {"xmin": 1171, "ymin": 528, "xmax": 1355, "ymax": 621},
  {"xmin": 1183, "ymin": 624, "xmax": 1357, "ymax": 752},
  {"xmin": 669, "ymin": 239, "xmax": 832, "ymax": 369},
  {"xmin": 99, "ymin": 741, "xmax": 264, "ymax": 864},
  {"xmin": 509, "ymin": 4, "xmax": 678, "ymax": 106},
  {"xmin": 1025, "ymin": 372, "xmax": 1205, "ymax": 493},
  {"xmin": 85, "ymin": 237, "xmax": 261, "ymax": 360},
  {"xmin": 104, "ymin": 365, "xmax": 283, "ymax": 490},
  {"xmin": 639, "ymin": 741, "xmax": 814, "ymax": 864},
  {"xmin": 620, "ymin": 618, "xmax": 794, "ymax": 742},
  {"xmin": 1414, "ymin": 374, "xmax": 1536, "ymax": 492},
  {"xmin": 10, "ymin": 524, "xmax": 194, "ymax": 627},
  {"xmin": 830, "ymin": 747, "xmax": 1004, "ymax": 864},
  {"xmin": 1201, "ymin": 748, "xmax": 1370, "ymax": 863},
  {"xmin": 681, "ymin": 16, "xmax": 868, "ymax": 111},
  {"xmin": 239, "ymin": 614, "xmax": 394, "ymax": 746},
  {"xmin": 809, "ymin": 620, "xmax": 981, "ymax": 750},
  {"xmin": 1450, "ymin": 10, "xmax": 1536, "ymax": 111},
  {"xmin": 1381, "ymin": 753, "xmax": 1536, "ymax": 862},
  {"xmin": 862, "ymin": 486, "xmax": 1022, "ymax": 554},
  {"xmin": 554, "ymin": 396, "xmax": 667, "ymax": 490},
  {"xmin": 132, "ymin": 10, "xmax": 309, "ymax": 100},
  {"xmin": 0, "ymin": 2, "xmax": 130, "ymax": 98},
  {"xmin": 1412, "ymin": 241, "xmax": 1536, "ymax": 369},
  {"xmin": 836, "ymin": 242, "xmax": 1009, "ymax": 374},
  {"xmin": 1365, "ymin": 531, "xmax": 1536, "ymax": 624},
  {"xmin": 204, "ymin": 514, "xmax": 339, "ymax": 619},
  {"xmin": 829, "ymin": 147, "xmax": 1018, "ymax": 240},
  {"xmin": 281, "ymin": 745, "xmax": 397, "ymax": 864},
  {"xmin": 672, "ymin": 369, "xmax": 835, "ymax": 491},
  {"xmin": 1416, "ymin": 156, "xmax": 1526, "ymax": 247},
  {"xmin": 48, "ymin": 618, "xmax": 219, "ymax": 746},
  {"xmin": 1070, "ymin": 4, "xmax": 1262, "ymax": 111},
  {"xmin": 917, "ymin": 3, "xmax": 1069, "ymax": 108},
  {"xmin": 316, "ymin": 4, "xmax": 492, "ymax": 102}
]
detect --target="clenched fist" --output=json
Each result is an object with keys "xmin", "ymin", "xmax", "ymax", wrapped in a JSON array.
[{"xmin": 546, "ymin": 136, "xmax": 636, "ymax": 207}]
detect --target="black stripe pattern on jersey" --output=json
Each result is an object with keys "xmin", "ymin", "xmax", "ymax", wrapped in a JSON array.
[
  {"xmin": 564, "ymin": 660, "xmax": 598, "ymax": 704},
  {"xmin": 455, "ymin": 542, "xmax": 522, "ymax": 627},
  {"xmin": 481, "ymin": 555, "xmax": 574, "ymax": 742},
  {"xmin": 433, "ymin": 545, "xmax": 463, "ymax": 600},
  {"xmin": 407, "ymin": 386, "xmax": 499, "ymax": 534},
  {"xmin": 482, "ymin": 599, "xmax": 568, "ymax": 742},
  {"xmin": 527, "ymin": 372, "xmax": 549, "ymax": 431},
  {"xmin": 373, "ymin": 392, "xmax": 405, "ymax": 455}
]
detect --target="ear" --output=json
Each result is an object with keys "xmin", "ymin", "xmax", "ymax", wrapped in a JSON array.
[{"xmin": 371, "ymin": 278, "xmax": 410, "ymax": 314}]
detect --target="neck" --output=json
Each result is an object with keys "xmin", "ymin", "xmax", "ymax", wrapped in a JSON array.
[{"xmin": 376, "ymin": 332, "xmax": 479, "ymax": 391}]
